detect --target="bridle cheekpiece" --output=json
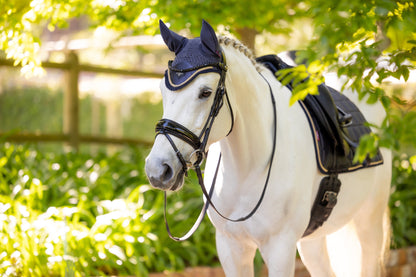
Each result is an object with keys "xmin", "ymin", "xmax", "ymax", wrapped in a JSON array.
[{"xmin": 155, "ymin": 50, "xmax": 233, "ymax": 176}]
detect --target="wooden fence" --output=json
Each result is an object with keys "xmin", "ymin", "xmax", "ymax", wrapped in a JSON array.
[{"xmin": 0, "ymin": 52, "xmax": 163, "ymax": 149}]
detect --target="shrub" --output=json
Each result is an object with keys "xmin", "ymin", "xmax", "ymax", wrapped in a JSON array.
[
  {"xmin": 0, "ymin": 143, "xmax": 217, "ymax": 277},
  {"xmin": 390, "ymin": 153, "xmax": 416, "ymax": 248}
]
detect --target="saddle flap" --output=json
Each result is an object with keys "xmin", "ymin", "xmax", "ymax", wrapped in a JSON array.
[{"xmin": 256, "ymin": 54, "xmax": 383, "ymax": 174}]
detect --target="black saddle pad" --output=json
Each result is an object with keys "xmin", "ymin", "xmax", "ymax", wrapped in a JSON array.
[{"xmin": 257, "ymin": 54, "xmax": 383, "ymax": 174}]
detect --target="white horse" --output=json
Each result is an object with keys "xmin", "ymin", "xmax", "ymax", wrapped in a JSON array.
[{"xmin": 145, "ymin": 20, "xmax": 392, "ymax": 277}]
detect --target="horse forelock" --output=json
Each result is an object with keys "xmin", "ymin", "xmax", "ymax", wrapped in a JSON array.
[{"xmin": 218, "ymin": 36, "xmax": 262, "ymax": 72}]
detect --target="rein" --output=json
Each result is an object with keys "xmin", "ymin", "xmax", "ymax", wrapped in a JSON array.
[{"xmin": 156, "ymin": 52, "xmax": 277, "ymax": 241}]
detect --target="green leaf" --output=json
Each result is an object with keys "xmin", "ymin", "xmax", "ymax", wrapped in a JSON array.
[
  {"xmin": 0, "ymin": 156, "xmax": 7, "ymax": 167},
  {"xmin": 366, "ymin": 92, "xmax": 379, "ymax": 104},
  {"xmin": 353, "ymin": 133, "xmax": 379, "ymax": 163},
  {"xmin": 380, "ymin": 95, "xmax": 391, "ymax": 109},
  {"xmin": 401, "ymin": 66, "xmax": 410, "ymax": 81}
]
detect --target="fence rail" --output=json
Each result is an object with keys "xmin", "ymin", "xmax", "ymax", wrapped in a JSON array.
[
  {"xmin": 0, "ymin": 132, "xmax": 153, "ymax": 147},
  {"xmin": 0, "ymin": 52, "xmax": 163, "ymax": 149},
  {"xmin": 0, "ymin": 57, "xmax": 163, "ymax": 78}
]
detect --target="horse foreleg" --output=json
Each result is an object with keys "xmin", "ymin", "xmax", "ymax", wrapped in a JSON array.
[
  {"xmin": 216, "ymin": 231, "xmax": 257, "ymax": 277},
  {"xmin": 258, "ymin": 233, "xmax": 298, "ymax": 277},
  {"xmin": 297, "ymin": 236, "xmax": 336, "ymax": 277},
  {"xmin": 352, "ymin": 205, "xmax": 390, "ymax": 277}
]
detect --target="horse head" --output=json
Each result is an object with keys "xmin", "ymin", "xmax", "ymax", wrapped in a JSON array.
[{"xmin": 145, "ymin": 20, "xmax": 233, "ymax": 191}]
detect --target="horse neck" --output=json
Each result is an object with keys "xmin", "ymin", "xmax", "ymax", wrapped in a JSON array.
[{"xmin": 219, "ymin": 47, "xmax": 275, "ymax": 178}]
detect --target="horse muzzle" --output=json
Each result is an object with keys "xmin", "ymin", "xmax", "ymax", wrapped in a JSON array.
[
  {"xmin": 145, "ymin": 154, "xmax": 186, "ymax": 191},
  {"xmin": 145, "ymin": 118, "xmax": 205, "ymax": 191}
]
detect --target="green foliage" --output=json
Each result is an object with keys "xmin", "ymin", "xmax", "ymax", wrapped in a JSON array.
[
  {"xmin": 276, "ymin": 62, "xmax": 325, "ymax": 105},
  {"xmin": 0, "ymin": 87, "xmax": 63, "ymax": 134},
  {"xmin": 390, "ymin": 153, "xmax": 416, "ymax": 248},
  {"xmin": 0, "ymin": 87, "xmax": 162, "ymax": 142},
  {"xmin": 0, "ymin": 143, "xmax": 217, "ymax": 276},
  {"xmin": 0, "ymin": 0, "xmax": 304, "ymax": 75},
  {"xmin": 299, "ymin": 1, "xmax": 416, "ymax": 161},
  {"xmin": 354, "ymin": 106, "xmax": 416, "ymax": 163},
  {"xmin": 2, "ymin": 1, "xmax": 416, "ymax": 155}
]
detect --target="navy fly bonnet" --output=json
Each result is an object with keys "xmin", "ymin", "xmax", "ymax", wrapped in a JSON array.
[{"xmin": 160, "ymin": 20, "xmax": 224, "ymax": 90}]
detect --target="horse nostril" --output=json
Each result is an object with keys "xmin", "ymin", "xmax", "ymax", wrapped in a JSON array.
[{"xmin": 161, "ymin": 163, "xmax": 173, "ymax": 182}]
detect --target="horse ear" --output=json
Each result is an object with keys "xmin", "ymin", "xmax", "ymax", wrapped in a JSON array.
[
  {"xmin": 200, "ymin": 20, "xmax": 221, "ymax": 57},
  {"xmin": 159, "ymin": 20, "xmax": 187, "ymax": 54}
]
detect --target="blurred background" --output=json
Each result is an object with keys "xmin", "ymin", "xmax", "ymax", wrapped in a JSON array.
[
  {"xmin": 1, "ymin": 1, "xmax": 416, "ymax": 276},
  {"xmin": 0, "ymin": 14, "xmax": 317, "ymax": 153}
]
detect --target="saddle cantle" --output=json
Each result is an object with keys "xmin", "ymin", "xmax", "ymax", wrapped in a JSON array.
[
  {"xmin": 256, "ymin": 54, "xmax": 383, "ymax": 174},
  {"xmin": 256, "ymin": 54, "xmax": 384, "ymax": 236}
]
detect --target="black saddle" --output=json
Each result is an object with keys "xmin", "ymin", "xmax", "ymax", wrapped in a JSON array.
[
  {"xmin": 257, "ymin": 54, "xmax": 384, "ymax": 236},
  {"xmin": 256, "ymin": 54, "xmax": 383, "ymax": 174}
]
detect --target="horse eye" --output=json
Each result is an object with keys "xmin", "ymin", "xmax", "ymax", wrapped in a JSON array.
[{"xmin": 199, "ymin": 89, "xmax": 213, "ymax": 99}]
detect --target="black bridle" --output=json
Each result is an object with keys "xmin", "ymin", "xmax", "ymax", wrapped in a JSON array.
[
  {"xmin": 155, "ymin": 50, "xmax": 277, "ymax": 241},
  {"xmin": 156, "ymin": 52, "xmax": 233, "ymax": 176}
]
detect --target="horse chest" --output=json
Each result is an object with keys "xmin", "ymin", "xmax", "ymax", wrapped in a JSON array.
[
  {"xmin": 208, "ymin": 183, "xmax": 296, "ymax": 241},
  {"xmin": 210, "ymin": 212, "xmax": 277, "ymax": 241}
]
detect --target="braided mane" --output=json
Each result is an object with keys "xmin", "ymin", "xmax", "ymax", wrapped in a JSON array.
[{"xmin": 218, "ymin": 36, "xmax": 262, "ymax": 72}]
